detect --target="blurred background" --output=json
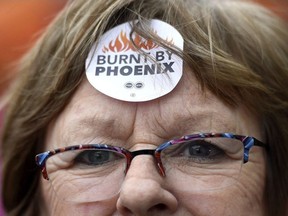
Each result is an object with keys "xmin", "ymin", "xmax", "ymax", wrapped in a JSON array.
[
  {"xmin": 0, "ymin": 0, "xmax": 287, "ymax": 104},
  {"xmin": 0, "ymin": 0, "xmax": 287, "ymax": 214},
  {"xmin": 0, "ymin": 0, "xmax": 67, "ymax": 101},
  {"xmin": 0, "ymin": 0, "xmax": 67, "ymax": 214}
]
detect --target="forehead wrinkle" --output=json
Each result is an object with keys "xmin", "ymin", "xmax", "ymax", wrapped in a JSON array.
[
  {"xmin": 125, "ymin": 98, "xmax": 224, "ymax": 147},
  {"xmin": 156, "ymin": 106, "xmax": 210, "ymax": 137},
  {"xmin": 182, "ymin": 89, "xmax": 241, "ymax": 133},
  {"xmin": 149, "ymin": 99, "xmax": 173, "ymax": 140},
  {"xmin": 77, "ymin": 115, "xmax": 116, "ymax": 135},
  {"xmin": 52, "ymin": 87, "xmax": 139, "ymax": 148},
  {"xmin": 152, "ymin": 89, "xmax": 221, "ymax": 136},
  {"xmin": 60, "ymin": 112, "xmax": 120, "ymax": 146}
]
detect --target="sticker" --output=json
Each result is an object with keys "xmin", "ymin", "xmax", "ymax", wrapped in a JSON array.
[{"xmin": 85, "ymin": 19, "xmax": 184, "ymax": 102}]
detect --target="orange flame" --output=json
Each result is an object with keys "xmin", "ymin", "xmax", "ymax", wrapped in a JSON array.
[{"xmin": 102, "ymin": 31, "xmax": 174, "ymax": 53}]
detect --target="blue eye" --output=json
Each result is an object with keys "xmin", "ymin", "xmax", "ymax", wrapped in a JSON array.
[
  {"xmin": 163, "ymin": 139, "xmax": 226, "ymax": 164},
  {"xmin": 187, "ymin": 140, "xmax": 222, "ymax": 158},
  {"xmin": 75, "ymin": 150, "xmax": 118, "ymax": 166}
]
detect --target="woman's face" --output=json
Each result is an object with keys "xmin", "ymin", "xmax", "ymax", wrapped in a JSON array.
[{"xmin": 41, "ymin": 71, "xmax": 266, "ymax": 216}]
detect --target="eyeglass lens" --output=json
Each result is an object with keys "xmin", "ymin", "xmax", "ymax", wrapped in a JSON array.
[{"xmin": 44, "ymin": 137, "xmax": 244, "ymax": 203}]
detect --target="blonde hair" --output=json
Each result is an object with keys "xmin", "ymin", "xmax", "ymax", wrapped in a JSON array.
[{"xmin": 2, "ymin": 0, "xmax": 288, "ymax": 215}]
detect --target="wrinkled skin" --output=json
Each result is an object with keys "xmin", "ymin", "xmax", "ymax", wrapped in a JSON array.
[{"xmin": 41, "ymin": 71, "xmax": 266, "ymax": 216}]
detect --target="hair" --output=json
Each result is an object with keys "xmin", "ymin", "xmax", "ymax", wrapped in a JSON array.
[{"xmin": 1, "ymin": 0, "xmax": 288, "ymax": 215}]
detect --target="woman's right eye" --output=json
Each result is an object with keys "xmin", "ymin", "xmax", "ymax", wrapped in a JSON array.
[{"xmin": 74, "ymin": 150, "xmax": 114, "ymax": 166}]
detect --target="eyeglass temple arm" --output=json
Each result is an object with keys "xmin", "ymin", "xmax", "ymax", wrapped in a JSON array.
[{"xmin": 243, "ymin": 137, "xmax": 267, "ymax": 163}]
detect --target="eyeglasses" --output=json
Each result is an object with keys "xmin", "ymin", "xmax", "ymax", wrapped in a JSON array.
[{"xmin": 35, "ymin": 132, "xmax": 266, "ymax": 203}]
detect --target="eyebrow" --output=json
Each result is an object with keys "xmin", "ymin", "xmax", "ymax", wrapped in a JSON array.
[
  {"xmin": 61, "ymin": 114, "xmax": 120, "ymax": 146},
  {"xmin": 172, "ymin": 111, "xmax": 236, "ymax": 134},
  {"xmin": 60, "ymin": 103, "xmax": 239, "ymax": 149}
]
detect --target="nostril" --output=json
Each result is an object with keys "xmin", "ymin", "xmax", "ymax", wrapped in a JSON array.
[
  {"xmin": 148, "ymin": 203, "xmax": 169, "ymax": 212},
  {"xmin": 118, "ymin": 203, "xmax": 169, "ymax": 215},
  {"xmin": 154, "ymin": 203, "xmax": 167, "ymax": 211}
]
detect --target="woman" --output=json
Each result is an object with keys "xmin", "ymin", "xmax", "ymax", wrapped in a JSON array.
[{"xmin": 1, "ymin": 0, "xmax": 288, "ymax": 215}]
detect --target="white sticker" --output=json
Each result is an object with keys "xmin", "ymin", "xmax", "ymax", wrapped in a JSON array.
[{"xmin": 85, "ymin": 19, "xmax": 184, "ymax": 102}]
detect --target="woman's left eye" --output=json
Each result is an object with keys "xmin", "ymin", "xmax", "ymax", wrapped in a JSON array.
[
  {"xmin": 170, "ymin": 140, "xmax": 225, "ymax": 163},
  {"xmin": 186, "ymin": 140, "xmax": 223, "ymax": 157}
]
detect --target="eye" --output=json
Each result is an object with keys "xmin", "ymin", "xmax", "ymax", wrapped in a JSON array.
[
  {"xmin": 166, "ymin": 139, "xmax": 226, "ymax": 163},
  {"xmin": 188, "ymin": 140, "xmax": 218, "ymax": 157},
  {"xmin": 74, "ymin": 150, "xmax": 120, "ymax": 166},
  {"xmin": 186, "ymin": 140, "xmax": 223, "ymax": 157}
]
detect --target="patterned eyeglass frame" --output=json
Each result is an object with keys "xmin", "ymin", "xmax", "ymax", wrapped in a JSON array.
[{"xmin": 35, "ymin": 132, "xmax": 267, "ymax": 180}]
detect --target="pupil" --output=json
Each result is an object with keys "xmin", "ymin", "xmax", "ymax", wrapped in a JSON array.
[
  {"xmin": 189, "ymin": 144, "xmax": 211, "ymax": 156},
  {"xmin": 89, "ymin": 151, "xmax": 109, "ymax": 163}
]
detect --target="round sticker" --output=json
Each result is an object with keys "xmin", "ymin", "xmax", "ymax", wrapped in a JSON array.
[{"xmin": 85, "ymin": 19, "xmax": 184, "ymax": 102}]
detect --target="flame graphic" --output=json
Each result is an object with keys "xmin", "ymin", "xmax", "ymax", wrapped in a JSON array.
[{"xmin": 102, "ymin": 31, "xmax": 173, "ymax": 53}]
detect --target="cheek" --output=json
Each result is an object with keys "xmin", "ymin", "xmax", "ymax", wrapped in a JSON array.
[
  {"xmin": 162, "ymin": 157, "xmax": 265, "ymax": 215},
  {"xmin": 175, "ymin": 155, "xmax": 266, "ymax": 216},
  {"xmin": 236, "ymin": 150, "xmax": 266, "ymax": 204},
  {"xmin": 40, "ymin": 178, "xmax": 118, "ymax": 216},
  {"xmin": 176, "ymin": 188, "xmax": 264, "ymax": 216},
  {"xmin": 174, "ymin": 164, "xmax": 265, "ymax": 216}
]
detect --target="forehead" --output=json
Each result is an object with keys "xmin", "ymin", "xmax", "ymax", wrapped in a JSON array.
[{"xmin": 45, "ymin": 70, "xmax": 261, "ymax": 149}]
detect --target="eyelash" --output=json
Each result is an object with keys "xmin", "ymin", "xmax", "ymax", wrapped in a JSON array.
[
  {"xmin": 164, "ymin": 140, "xmax": 226, "ymax": 163},
  {"xmin": 68, "ymin": 139, "xmax": 229, "ymax": 168}
]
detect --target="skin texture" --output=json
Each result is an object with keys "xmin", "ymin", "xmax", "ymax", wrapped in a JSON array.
[{"xmin": 41, "ymin": 71, "xmax": 266, "ymax": 216}]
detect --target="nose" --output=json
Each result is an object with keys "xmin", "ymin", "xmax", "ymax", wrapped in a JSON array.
[{"xmin": 116, "ymin": 155, "xmax": 178, "ymax": 215}]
